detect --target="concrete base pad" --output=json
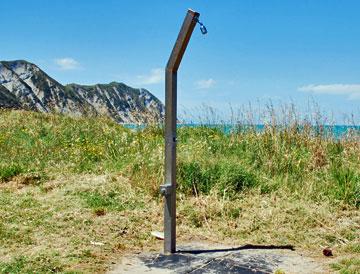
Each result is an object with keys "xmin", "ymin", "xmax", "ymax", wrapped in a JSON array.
[{"xmin": 109, "ymin": 243, "xmax": 326, "ymax": 273}]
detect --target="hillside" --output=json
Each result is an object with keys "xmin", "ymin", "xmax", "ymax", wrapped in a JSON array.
[
  {"xmin": 0, "ymin": 60, "xmax": 164, "ymax": 123},
  {"xmin": 0, "ymin": 110, "xmax": 359, "ymax": 273},
  {"xmin": 0, "ymin": 85, "xmax": 21, "ymax": 108}
]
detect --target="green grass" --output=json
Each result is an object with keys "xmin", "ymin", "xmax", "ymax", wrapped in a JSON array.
[
  {"xmin": 0, "ymin": 110, "xmax": 359, "ymax": 206},
  {"xmin": 78, "ymin": 189, "xmax": 144, "ymax": 212},
  {"xmin": 331, "ymin": 257, "xmax": 360, "ymax": 274},
  {"xmin": 0, "ymin": 164, "xmax": 23, "ymax": 181},
  {"xmin": 0, "ymin": 109, "xmax": 359, "ymax": 273},
  {"xmin": 0, "ymin": 255, "xmax": 64, "ymax": 274}
]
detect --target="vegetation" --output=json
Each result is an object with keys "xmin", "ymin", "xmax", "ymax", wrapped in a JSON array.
[{"xmin": 0, "ymin": 109, "xmax": 359, "ymax": 273}]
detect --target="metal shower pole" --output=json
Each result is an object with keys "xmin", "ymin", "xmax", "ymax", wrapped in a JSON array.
[{"xmin": 160, "ymin": 9, "xmax": 201, "ymax": 254}]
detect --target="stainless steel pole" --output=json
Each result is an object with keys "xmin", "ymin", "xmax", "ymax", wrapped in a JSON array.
[{"xmin": 160, "ymin": 9, "xmax": 200, "ymax": 254}]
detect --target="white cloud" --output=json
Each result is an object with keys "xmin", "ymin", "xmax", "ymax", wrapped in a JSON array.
[
  {"xmin": 136, "ymin": 68, "xmax": 164, "ymax": 85},
  {"xmin": 195, "ymin": 78, "xmax": 216, "ymax": 89},
  {"xmin": 298, "ymin": 84, "xmax": 360, "ymax": 100},
  {"xmin": 54, "ymin": 58, "xmax": 80, "ymax": 70}
]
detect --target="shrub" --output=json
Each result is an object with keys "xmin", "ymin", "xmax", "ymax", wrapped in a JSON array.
[{"xmin": 178, "ymin": 160, "xmax": 257, "ymax": 198}]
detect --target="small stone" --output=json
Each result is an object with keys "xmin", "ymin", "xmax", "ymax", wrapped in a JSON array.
[
  {"xmin": 90, "ymin": 241, "xmax": 105, "ymax": 246},
  {"xmin": 322, "ymin": 247, "xmax": 333, "ymax": 257},
  {"xmin": 151, "ymin": 231, "xmax": 164, "ymax": 240}
]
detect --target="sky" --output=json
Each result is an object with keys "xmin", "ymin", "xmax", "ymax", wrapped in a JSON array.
[{"xmin": 1, "ymin": 0, "xmax": 360, "ymax": 123}]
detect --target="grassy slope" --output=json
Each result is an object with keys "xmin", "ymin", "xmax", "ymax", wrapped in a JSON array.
[{"xmin": 0, "ymin": 110, "xmax": 359, "ymax": 273}]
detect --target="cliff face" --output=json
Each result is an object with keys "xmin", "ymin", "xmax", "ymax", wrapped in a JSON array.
[
  {"xmin": 0, "ymin": 85, "xmax": 22, "ymax": 109},
  {"xmin": 0, "ymin": 60, "xmax": 164, "ymax": 123}
]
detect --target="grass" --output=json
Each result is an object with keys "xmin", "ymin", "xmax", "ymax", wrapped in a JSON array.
[
  {"xmin": 331, "ymin": 257, "xmax": 360, "ymax": 274},
  {"xmin": 0, "ymin": 109, "xmax": 359, "ymax": 273}
]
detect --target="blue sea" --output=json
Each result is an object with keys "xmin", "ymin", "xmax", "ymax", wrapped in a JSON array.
[{"xmin": 123, "ymin": 124, "xmax": 360, "ymax": 139}]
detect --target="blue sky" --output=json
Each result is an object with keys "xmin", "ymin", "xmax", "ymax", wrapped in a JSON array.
[{"xmin": 1, "ymin": 0, "xmax": 360, "ymax": 122}]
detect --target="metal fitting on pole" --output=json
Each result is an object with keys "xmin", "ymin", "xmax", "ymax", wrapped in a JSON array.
[{"xmin": 160, "ymin": 184, "xmax": 173, "ymax": 196}]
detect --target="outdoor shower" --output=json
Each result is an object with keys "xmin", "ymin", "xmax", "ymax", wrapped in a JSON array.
[{"xmin": 160, "ymin": 9, "xmax": 207, "ymax": 254}]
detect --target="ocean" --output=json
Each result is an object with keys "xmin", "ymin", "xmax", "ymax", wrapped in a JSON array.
[{"xmin": 123, "ymin": 124, "xmax": 360, "ymax": 139}]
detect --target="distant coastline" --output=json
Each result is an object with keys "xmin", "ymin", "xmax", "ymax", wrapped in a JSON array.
[{"xmin": 123, "ymin": 123, "xmax": 360, "ymax": 138}]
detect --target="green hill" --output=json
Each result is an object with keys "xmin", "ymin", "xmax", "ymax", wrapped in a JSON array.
[{"xmin": 0, "ymin": 110, "xmax": 359, "ymax": 273}]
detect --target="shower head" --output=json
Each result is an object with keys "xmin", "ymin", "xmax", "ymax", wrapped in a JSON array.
[{"xmin": 196, "ymin": 19, "xmax": 207, "ymax": 35}]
